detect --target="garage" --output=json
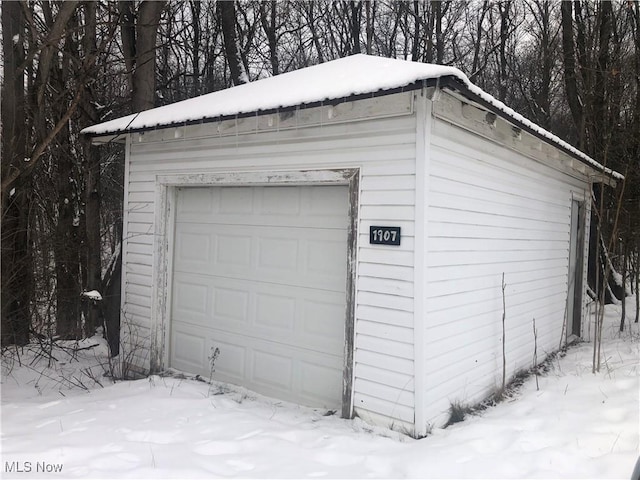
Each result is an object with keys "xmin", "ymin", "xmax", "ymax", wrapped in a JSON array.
[
  {"xmin": 83, "ymin": 54, "xmax": 622, "ymax": 434},
  {"xmin": 169, "ymin": 184, "xmax": 349, "ymax": 408}
]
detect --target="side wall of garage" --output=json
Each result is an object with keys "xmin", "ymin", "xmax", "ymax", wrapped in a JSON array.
[
  {"xmin": 419, "ymin": 92, "xmax": 592, "ymax": 428},
  {"xmin": 119, "ymin": 93, "xmax": 419, "ymax": 429}
]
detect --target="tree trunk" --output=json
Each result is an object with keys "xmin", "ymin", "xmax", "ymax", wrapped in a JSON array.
[
  {"xmin": 53, "ymin": 22, "xmax": 83, "ymax": 339},
  {"xmin": 306, "ymin": 2, "xmax": 325, "ymax": 64},
  {"xmin": 470, "ymin": 1, "xmax": 490, "ymax": 82},
  {"xmin": 119, "ymin": 0, "xmax": 136, "ymax": 91},
  {"xmin": 411, "ymin": 1, "xmax": 421, "ymax": 61},
  {"xmin": 620, "ymin": 238, "xmax": 628, "ymax": 331},
  {"xmin": 1, "ymin": 1, "xmax": 32, "ymax": 346},
  {"xmin": 52, "ymin": 149, "xmax": 82, "ymax": 339},
  {"xmin": 434, "ymin": 0, "xmax": 445, "ymax": 64},
  {"xmin": 536, "ymin": 1, "xmax": 552, "ymax": 128},
  {"xmin": 190, "ymin": 0, "xmax": 201, "ymax": 94},
  {"xmin": 365, "ymin": 0, "xmax": 373, "ymax": 55},
  {"xmin": 424, "ymin": 1, "xmax": 435, "ymax": 63},
  {"xmin": 349, "ymin": 1, "xmax": 362, "ymax": 55},
  {"xmin": 260, "ymin": 1, "xmax": 279, "ymax": 75},
  {"xmin": 83, "ymin": 139, "xmax": 102, "ymax": 337},
  {"xmin": 635, "ymin": 238, "xmax": 640, "ymax": 323},
  {"xmin": 593, "ymin": 1, "xmax": 613, "ymax": 157},
  {"xmin": 497, "ymin": 1, "xmax": 511, "ymax": 103},
  {"xmin": 560, "ymin": 0, "xmax": 585, "ymax": 150},
  {"xmin": 80, "ymin": 1, "xmax": 102, "ymax": 338},
  {"xmin": 132, "ymin": 1, "xmax": 166, "ymax": 111},
  {"xmin": 218, "ymin": 0, "xmax": 249, "ymax": 85}
]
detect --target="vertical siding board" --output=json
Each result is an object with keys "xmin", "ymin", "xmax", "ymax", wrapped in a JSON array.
[
  {"xmin": 120, "ymin": 99, "xmax": 418, "ymax": 427},
  {"xmin": 423, "ymin": 117, "xmax": 590, "ymax": 427}
]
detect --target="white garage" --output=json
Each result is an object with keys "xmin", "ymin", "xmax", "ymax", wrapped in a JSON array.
[
  {"xmin": 170, "ymin": 185, "xmax": 349, "ymax": 408},
  {"xmin": 84, "ymin": 54, "xmax": 621, "ymax": 436}
]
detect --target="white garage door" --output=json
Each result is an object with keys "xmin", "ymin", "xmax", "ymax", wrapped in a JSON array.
[{"xmin": 170, "ymin": 185, "xmax": 349, "ymax": 408}]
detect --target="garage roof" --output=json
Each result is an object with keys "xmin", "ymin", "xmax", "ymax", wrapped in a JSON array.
[{"xmin": 82, "ymin": 54, "xmax": 622, "ymax": 181}]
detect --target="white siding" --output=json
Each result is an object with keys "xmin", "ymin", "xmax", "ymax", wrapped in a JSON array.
[
  {"xmin": 120, "ymin": 94, "xmax": 418, "ymax": 427},
  {"xmin": 422, "ymin": 117, "xmax": 589, "ymax": 427}
]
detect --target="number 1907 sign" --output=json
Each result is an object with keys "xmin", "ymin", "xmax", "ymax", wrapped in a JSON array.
[{"xmin": 369, "ymin": 226, "xmax": 401, "ymax": 246}]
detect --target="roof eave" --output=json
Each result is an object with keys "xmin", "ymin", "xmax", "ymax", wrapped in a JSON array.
[
  {"xmin": 437, "ymin": 76, "xmax": 622, "ymax": 186},
  {"xmin": 84, "ymin": 79, "xmax": 439, "ymax": 142},
  {"xmin": 84, "ymin": 72, "xmax": 624, "ymax": 187}
]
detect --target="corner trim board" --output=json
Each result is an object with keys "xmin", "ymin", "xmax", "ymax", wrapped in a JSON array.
[{"xmin": 412, "ymin": 91, "xmax": 433, "ymax": 437}]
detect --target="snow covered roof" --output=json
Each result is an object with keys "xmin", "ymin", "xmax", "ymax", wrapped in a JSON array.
[{"xmin": 82, "ymin": 54, "xmax": 622, "ymax": 181}]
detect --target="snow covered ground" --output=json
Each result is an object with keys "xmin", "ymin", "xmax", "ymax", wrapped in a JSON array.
[{"xmin": 2, "ymin": 301, "xmax": 638, "ymax": 479}]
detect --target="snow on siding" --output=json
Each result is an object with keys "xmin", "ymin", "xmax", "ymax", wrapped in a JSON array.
[
  {"xmin": 423, "ymin": 117, "xmax": 588, "ymax": 427},
  {"xmin": 120, "ymin": 96, "xmax": 418, "ymax": 427}
]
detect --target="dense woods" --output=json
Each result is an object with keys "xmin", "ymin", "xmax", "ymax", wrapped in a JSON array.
[{"xmin": 2, "ymin": 0, "xmax": 639, "ymax": 349}]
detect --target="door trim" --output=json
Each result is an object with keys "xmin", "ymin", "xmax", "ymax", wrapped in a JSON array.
[
  {"xmin": 151, "ymin": 168, "xmax": 359, "ymax": 418},
  {"xmin": 567, "ymin": 195, "xmax": 586, "ymax": 340}
]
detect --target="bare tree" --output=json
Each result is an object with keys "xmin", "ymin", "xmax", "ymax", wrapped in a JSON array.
[
  {"xmin": 467, "ymin": 1, "xmax": 493, "ymax": 83},
  {"xmin": 1, "ymin": 0, "xmax": 31, "ymax": 346},
  {"xmin": 260, "ymin": 1, "xmax": 280, "ymax": 75},
  {"xmin": 120, "ymin": 1, "xmax": 166, "ymax": 111},
  {"xmin": 218, "ymin": 0, "xmax": 249, "ymax": 85},
  {"xmin": 2, "ymin": 0, "xmax": 637, "ymax": 354},
  {"xmin": 80, "ymin": 1, "xmax": 103, "ymax": 337}
]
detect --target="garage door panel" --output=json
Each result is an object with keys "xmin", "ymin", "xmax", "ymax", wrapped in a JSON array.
[
  {"xmin": 171, "ymin": 329, "xmax": 206, "ymax": 373},
  {"xmin": 217, "ymin": 234, "xmax": 252, "ymax": 268},
  {"xmin": 174, "ymin": 225, "xmax": 346, "ymax": 290},
  {"xmin": 258, "ymin": 186, "xmax": 302, "ymax": 215},
  {"xmin": 172, "ymin": 273, "xmax": 213, "ymax": 328},
  {"xmin": 300, "ymin": 360, "xmax": 343, "ymax": 407},
  {"xmin": 178, "ymin": 213, "xmax": 347, "ymax": 229},
  {"xmin": 177, "ymin": 187, "xmax": 214, "ymax": 214},
  {"xmin": 307, "ymin": 238, "xmax": 348, "ymax": 278},
  {"xmin": 171, "ymin": 185, "xmax": 348, "ymax": 409},
  {"xmin": 255, "ymin": 230, "xmax": 347, "ymax": 288},
  {"xmin": 219, "ymin": 186, "xmax": 254, "ymax": 214},
  {"xmin": 173, "ymin": 274, "xmax": 346, "ymax": 350},
  {"xmin": 208, "ymin": 338, "xmax": 247, "ymax": 383},
  {"xmin": 175, "ymin": 230, "xmax": 212, "ymax": 263},
  {"xmin": 178, "ymin": 327, "xmax": 344, "ymax": 408},
  {"xmin": 173, "ymin": 281, "xmax": 208, "ymax": 319},
  {"xmin": 302, "ymin": 297, "xmax": 346, "ymax": 341},
  {"xmin": 173, "ymin": 324, "xmax": 252, "ymax": 383},
  {"xmin": 252, "ymin": 349, "xmax": 294, "ymax": 390},
  {"xmin": 256, "ymin": 236, "xmax": 299, "ymax": 271},
  {"xmin": 254, "ymin": 292, "xmax": 296, "ymax": 331},
  {"xmin": 177, "ymin": 186, "xmax": 347, "ymax": 229},
  {"xmin": 177, "ymin": 186, "xmax": 347, "ymax": 218},
  {"xmin": 213, "ymin": 286, "xmax": 250, "ymax": 323},
  {"xmin": 308, "ymin": 186, "xmax": 348, "ymax": 212},
  {"xmin": 214, "ymin": 279, "xmax": 344, "ymax": 351}
]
